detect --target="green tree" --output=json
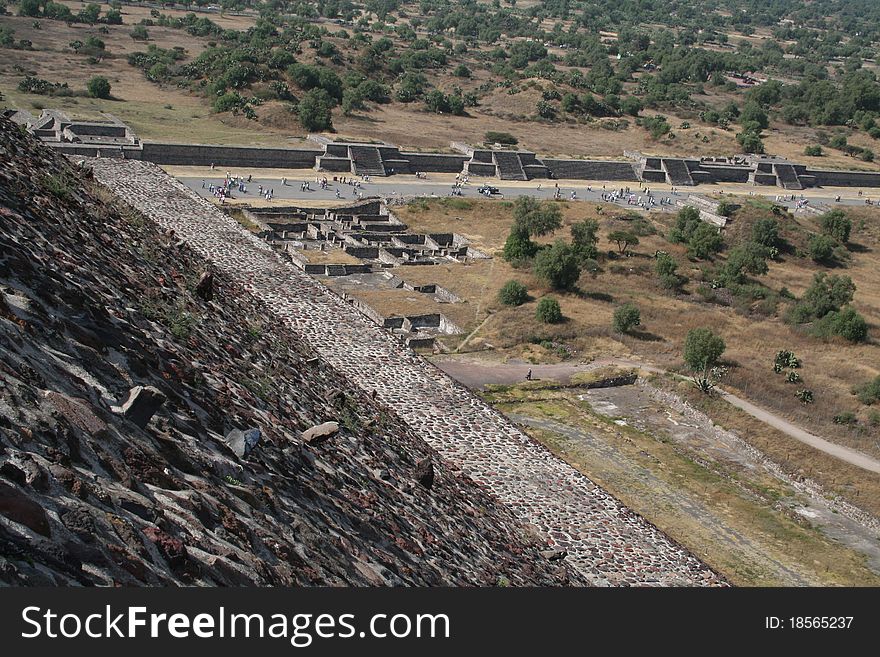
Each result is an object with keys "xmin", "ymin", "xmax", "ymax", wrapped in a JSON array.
[
  {"xmin": 130, "ymin": 25, "xmax": 149, "ymax": 41},
  {"xmin": 570, "ymin": 218, "xmax": 599, "ymax": 262},
  {"xmin": 608, "ymin": 230, "xmax": 639, "ymax": 254},
  {"xmin": 533, "ymin": 240, "xmax": 581, "ymax": 290},
  {"xmin": 655, "ymin": 252, "xmax": 680, "ymax": 289},
  {"xmin": 297, "ymin": 88, "xmax": 334, "ymax": 131},
  {"xmin": 78, "ymin": 3, "xmax": 101, "ymax": 24},
  {"xmin": 819, "ymin": 209, "xmax": 852, "ymax": 243},
  {"xmin": 812, "ymin": 306, "xmax": 868, "ymax": 343},
  {"xmin": 688, "ymin": 223, "xmax": 724, "ymax": 259},
  {"xmin": 751, "ymin": 217, "xmax": 780, "ymax": 248},
  {"xmin": 86, "ymin": 76, "xmax": 111, "ymax": 99},
  {"xmin": 788, "ymin": 272, "xmax": 856, "ymax": 323},
  {"xmin": 502, "ymin": 224, "xmax": 537, "ymax": 263},
  {"xmin": 804, "ymin": 145, "xmax": 824, "ymax": 157},
  {"xmin": 808, "ymin": 233, "xmax": 837, "ymax": 263},
  {"xmin": 498, "ymin": 280, "xmax": 528, "ymax": 306},
  {"xmin": 613, "ymin": 303, "xmax": 641, "ymax": 334},
  {"xmin": 719, "ymin": 242, "xmax": 769, "ymax": 286},
  {"xmin": 19, "ymin": 0, "xmax": 41, "ymax": 17},
  {"xmin": 535, "ymin": 296, "xmax": 562, "ymax": 323},
  {"xmin": 740, "ymin": 102, "xmax": 769, "ymax": 130},
  {"xmin": 513, "ymin": 196, "xmax": 562, "ymax": 237},
  {"xmin": 684, "ymin": 327, "xmax": 726, "ymax": 393}
]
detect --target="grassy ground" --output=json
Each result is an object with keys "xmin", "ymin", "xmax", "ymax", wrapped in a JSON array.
[{"xmin": 483, "ymin": 382, "xmax": 880, "ymax": 586}]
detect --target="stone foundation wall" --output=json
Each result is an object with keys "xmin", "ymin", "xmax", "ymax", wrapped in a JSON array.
[{"xmin": 141, "ymin": 143, "xmax": 322, "ymax": 168}]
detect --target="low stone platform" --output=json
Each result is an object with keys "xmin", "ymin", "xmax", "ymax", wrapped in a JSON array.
[{"xmin": 88, "ymin": 158, "xmax": 725, "ymax": 586}]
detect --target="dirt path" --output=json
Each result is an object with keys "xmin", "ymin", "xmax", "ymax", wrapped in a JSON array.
[{"xmin": 432, "ymin": 356, "xmax": 880, "ymax": 475}]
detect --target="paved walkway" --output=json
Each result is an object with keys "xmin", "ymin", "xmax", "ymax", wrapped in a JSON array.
[
  {"xmin": 433, "ymin": 357, "xmax": 880, "ymax": 475},
  {"xmin": 90, "ymin": 159, "xmax": 724, "ymax": 586},
  {"xmin": 175, "ymin": 174, "xmax": 874, "ymax": 210}
]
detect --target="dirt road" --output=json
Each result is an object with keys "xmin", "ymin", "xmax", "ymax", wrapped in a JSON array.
[{"xmin": 432, "ymin": 356, "xmax": 880, "ymax": 475}]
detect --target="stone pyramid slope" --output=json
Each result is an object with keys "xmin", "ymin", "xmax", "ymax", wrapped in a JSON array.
[
  {"xmin": 86, "ymin": 150, "xmax": 725, "ymax": 586},
  {"xmin": 0, "ymin": 118, "xmax": 581, "ymax": 586}
]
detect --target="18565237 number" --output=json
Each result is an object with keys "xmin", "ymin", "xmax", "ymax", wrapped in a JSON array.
[{"xmin": 785, "ymin": 617, "xmax": 853, "ymax": 629}]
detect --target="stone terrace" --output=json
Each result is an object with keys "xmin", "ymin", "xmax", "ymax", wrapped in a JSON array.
[{"xmin": 89, "ymin": 158, "xmax": 725, "ymax": 587}]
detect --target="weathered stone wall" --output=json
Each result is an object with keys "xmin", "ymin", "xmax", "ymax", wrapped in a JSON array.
[
  {"xmin": 141, "ymin": 143, "xmax": 322, "ymax": 168},
  {"xmin": 401, "ymin": 153, "xmax": 469, "ymax": 173},
  {"xmin": 88, "ymin": 157, "xmax": 724, "ymax": 587},
  {"xmin": 806, "ymin": 169, "xmax": 880, "ymax": 187}
]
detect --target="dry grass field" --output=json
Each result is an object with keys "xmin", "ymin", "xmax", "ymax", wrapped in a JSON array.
[
  {"xmin": 392, "ymin": 197, "xmax": 880, "ymax": 463},
  {"xmin": 4, "ymin": 4, "xmax": 880, "ymax": 167}
]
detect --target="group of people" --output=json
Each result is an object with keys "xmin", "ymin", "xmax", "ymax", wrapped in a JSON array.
[{"xmin": 201, "ymin": 172, "xmax": 274, "ymax": 201}]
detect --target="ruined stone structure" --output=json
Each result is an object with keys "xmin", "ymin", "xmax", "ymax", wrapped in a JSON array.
[
  {"xmin": 87, "ymin": 156, "xmax": 725, "ymax": 586},
  {"xmin": 242, "ymin": 201, "xmax": 479, "ymax": 348},
  {"xmin": 16, "ymin": 108, "xmax": 879, "ymax": 189}
]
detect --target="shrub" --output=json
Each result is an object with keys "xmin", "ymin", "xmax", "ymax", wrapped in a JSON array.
[
  {"xmin": 533, "ymin": 241, "xmax": 581, "ymax": 290},
  {"xmin": 612, "ymin": 303, "xmax": 641, "ymax": 334},
  {"xmin": 130, "ymin": 25, "xmax": 149, "ymax": 41},
  {"xmin": 716, "ymin": 200, "xmax": 736, "ymax": 217},
  {"xmin": 832, "ymin": 411, "xmax": 857, "ymax": 425},
  {"xmin": 498, "ymin": 280, "xmax": 528, "ymax": 306},
  {"xmin": 535, "ymin": 297, "xmax": 562, "ymax": 323},
  {"xmin": 854, "ymin": 375, "xmax": 880, "ymax": 405},
  {"xmin": 718, "ymin": 242, "xmax": 768, "ymax": 286},
  {"xmin": 485, "ymin": 131, "xmax": 518, "ymax": 145},
  {"xmin": 795, "ymin": 389, "xmax": 814, "ymax": 404},
  {"xmin": 787, "ymin": 273, "xmax": 855, "ymax": 324},
  {"xmin": 804, "ymin": 145, "xmax": 823, "ymax": 157},
  {"xmin": 86, "ymin": 76, "xmax": 111, "ymax": 99},
  {"xmin": 811, "ymin": 306, "xmax": 868, "ymax": 343}
]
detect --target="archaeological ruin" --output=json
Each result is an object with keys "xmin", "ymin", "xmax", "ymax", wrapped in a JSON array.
[{"xmin": 10, "ymin": 108, "xmax": 880, "ymax": 189}]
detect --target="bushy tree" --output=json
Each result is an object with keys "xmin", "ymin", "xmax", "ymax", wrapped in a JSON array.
[
  {"xmin": 688, "ymin": 223, "xmax": 724, "ymax": 259},
  {"xmin": 298, "ymin": 88, "xmax": 334, "ymax": 131},
  {"xmin": 719, "ymin": 242, "xmax": 769, "ymax": 286},
  {"xmin": 570, "ymin": 218, "xmax": 599, "ymax": 262},
  {"xmin": 513, "ymin": 196, "xmax": 562, "ymax": 236},
  {"xmin": 86, "ymin": 76, "xmax": 111, "ymax": 99},
  {"xmin": 788, "ymin": 272, "xmax": 856, "ymax": 323},
  {"xmin": 498, "ymin": 280, "xmax": 528, "ymax": 306},
  {"xmin": 502, "ymin": 224, "xmax": 537, "ymax": 262},
  {"xmin": 751, "ymin": 217, "xmax": 780, "ymax": 248},
  {"xmin": 808, "ymin": 233, "xmax": 837, "ymax": 263},
  {"xmin": 811, "ymin": 306, "xmax": 868, "ymax": 343},
  {"xmin": 655, "ymin": 252, "xmax": 681, "ymax": 289},
  {"xmin": 535, "ymin": 296, "xmax": 562, "ymax": 324},
  {"xmin": 684, "ymin": 327, "xmax": 726, "ymax": 393},
  {"xmin": 613, "ymin": 303, "xmax": 641, "ymax": 334},
  {"xmin": 819, "ymin": 209, "xmax": 852, "ymax": 243},
  {"xmin": 533, "ymin": 240, "xmax": 580, "ymax": 290}
]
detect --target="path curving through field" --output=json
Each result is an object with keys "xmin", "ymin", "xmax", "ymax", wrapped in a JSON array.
[{"xmin": 432, "ymin": 356, "xmax": 880, "ymax": 475}]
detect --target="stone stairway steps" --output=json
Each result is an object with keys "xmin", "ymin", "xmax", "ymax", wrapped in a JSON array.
[
  {"xmin": 349, "ymin": 145, "xmax": 386, "ymax": 177},
  {"xmin": 661, "ymin": 159, "xmax": 695, "ymax": 186},
  {"xmin": 493, "ymin": 151, "xmax": 527, "ymax": 180}
]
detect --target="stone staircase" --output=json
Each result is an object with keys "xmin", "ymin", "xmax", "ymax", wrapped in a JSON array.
[
  {"xmin": 349, "ymin": 145, "xmax": 386, "ymax": 177},
  {"xmin": 773, "ymin": 163, "xmax": 803, "ymax": 190},
  {"xmin": 493, "ymin": 151, "xmax": 527, "ymax": 180},
  {"xmin": 661, "ymin": 159, "xmax": 695, "ymax": 186}
]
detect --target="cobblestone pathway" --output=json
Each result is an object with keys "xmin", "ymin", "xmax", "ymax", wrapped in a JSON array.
[{"xmin": 90, "ymin": 159, "xmax": 724, "ymax": 586}]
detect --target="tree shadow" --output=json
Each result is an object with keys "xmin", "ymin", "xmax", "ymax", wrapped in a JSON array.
[
  {"xmin": 847, "ymin": 241, "xmax": 871, "ymax": 254},
  {"xmin": 628, "ymin": 329, "xmax": 664, "ymax": 342}
]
